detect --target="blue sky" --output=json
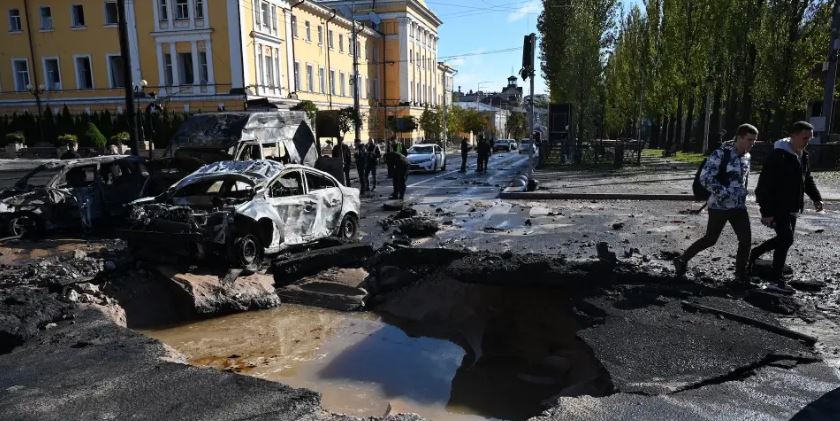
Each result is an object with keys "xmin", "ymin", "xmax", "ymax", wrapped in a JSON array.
[{"xmin": 432, "ymin": 0, "xmax": 641, "ymax": 97}]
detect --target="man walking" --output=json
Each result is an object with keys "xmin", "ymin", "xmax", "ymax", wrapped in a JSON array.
[
  {"xmin": 385, "ymin": 150, "xmax": 409, "ymax": 200},
  {"xmin": 750, "ymin": 121, "xmax": 823, "ymax": 292},
  {"xmin": 674, "ymin": 124, "xmax": 759, "ymax": 283},
  {"xmin": 366, "ymin": 139, "xmax": 381, "ymax": 191},
  {"xmin": 460, "ymin": 137, "xmax": 470, "ymax": 172},
  {"xmin": 354, "ymin": 140, "xmax": 369, "ymax": 193}
]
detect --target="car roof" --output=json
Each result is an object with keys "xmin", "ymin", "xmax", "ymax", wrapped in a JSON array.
[
  {"xmin": 410, "ymin": 144, "xmax": 438, "ymax": 147},
  {"xmin": 39, "ymin": 155, "xmax": 142, "ymax": 169}
]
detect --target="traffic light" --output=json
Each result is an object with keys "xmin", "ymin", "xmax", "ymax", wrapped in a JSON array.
[{"xmin": 521, "ymin": 33, "xmax": 536, "ymax": 80}]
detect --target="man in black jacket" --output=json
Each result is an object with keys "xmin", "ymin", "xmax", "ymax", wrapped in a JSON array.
[
  {"xmin": 385, "ymin": 151, "xmax": 409, "ymax": 199},
  {"xmin": 460, "ymin": 138, "xmax": 470, "ymax": 172},
  {"xmin": 750, "ymin": 121, "xmax": 824, "ymax": 291}
]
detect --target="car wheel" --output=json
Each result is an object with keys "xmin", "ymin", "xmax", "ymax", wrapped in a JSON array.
[
  {"xmin": 230, "ymin": 233, "xmax": 263, "ymax": 272},
  {"xmin": 8, "ymin": 214, "xmax": 40, "ymax": 238},
  {"xmin": 336, "ymin": 214, "xmax": 358, "ymax": 242}
]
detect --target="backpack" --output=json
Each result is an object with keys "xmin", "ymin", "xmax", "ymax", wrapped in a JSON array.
[{"xmin": 692, "ymin": 148, "xmax": 731, "ymax": 201}]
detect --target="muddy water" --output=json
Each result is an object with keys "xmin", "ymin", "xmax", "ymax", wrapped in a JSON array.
[{"xmin": 141, "ymin": 305, "xmax": 499, "ymax": 420}]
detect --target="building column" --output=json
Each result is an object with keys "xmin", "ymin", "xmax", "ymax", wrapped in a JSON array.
[
  {"xmin": 284, "ymin": 9, "xmax": 295, "ymax": 94},
  {"xmin": 205, "ymin": 39, "xmax": 215, "ymax": 94},
  {"xmin": 191, "ymin": 41, "xmax": 200, "ymax": 88},
  {"xmin": 126, "ymin": 0, "xmax": 142, "ymax": 84},
  {"xmin": 227, "ymin": 0, "xmax": 244, "ymax": 89},
  {"xmin": 189, "ymin": 0, "xmax": 196, "ymax": 28},
  {"xmin": 156, "ymin": 42, "xmax": 165, "ymax": 91},
  {"xmin": 169, "ymin": 43, "xmax": 179, "ymax": 87},
  {"xmin": 399, "ymin": 18, "xmax": 409, "ymax": 103}
]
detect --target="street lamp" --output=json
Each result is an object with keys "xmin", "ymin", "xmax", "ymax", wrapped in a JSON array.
[{"xmin": 26, "ymin": 84, "xmax": 46, "ymax": 143}]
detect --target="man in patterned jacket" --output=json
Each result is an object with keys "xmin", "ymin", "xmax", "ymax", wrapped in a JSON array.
[{"xmin": 674, "ymin": 124, "xmax": 759, "ymax": 283}]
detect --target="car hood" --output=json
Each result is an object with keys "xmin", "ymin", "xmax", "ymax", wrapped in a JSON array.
[
  {"xmin": 406, "ymin": 153, "xmax": 434, "ymax": 162},
  {"xmin": 0, "ymin": 188, "xmax": 51, "ymax": 213}
]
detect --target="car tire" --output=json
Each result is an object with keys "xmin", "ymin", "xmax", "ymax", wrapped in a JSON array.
[
  {"xmin": 8, "ymin": 214, "xmax": 41, "ymax": 238},
  {"xmin": 230, "ymin": 233, "xmax": 263, "ymax": 273},
  {"xmin": 336, "ymin": 214, "xmax": 358, "ymax": 242}
]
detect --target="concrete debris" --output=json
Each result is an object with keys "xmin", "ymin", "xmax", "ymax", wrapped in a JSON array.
[
  {"xmin": 392, "ymin": 217, "xmax": 440, "ymax": 238},
  {"xmin": 746, "ymin": 290, "xmax": 801, "ymax": 315},
  {"xmin": 596, "ymin": 242, "xmax": 618, "ymax": 265},
  {"xmin": 612, "ymin": 222, "xmax": 625, "ymax": 230},
  {"xmin": 156, "ymin": 266, "xmax": 281, "ymax": 315},
  {"xmin": 277, "ymin": 281, "xmax": 367, "ymax": 311},
  {"xmin": 272, "ymin": 243, "xmax": 375, "ymax": 285}
]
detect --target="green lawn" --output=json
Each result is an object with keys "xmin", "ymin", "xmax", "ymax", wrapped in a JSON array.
[{"xmin": 642, "ymin": 148, "xmax": 706, "ymax": 165}]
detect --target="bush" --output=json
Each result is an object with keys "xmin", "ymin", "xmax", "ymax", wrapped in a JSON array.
[
  {"xmin": 110, "ymin": 131, "xmax": 130, "ymax": 145},
  {"xmin": 291, "ymin": 100, "xmax": 318, "ymax": 122},
  {"xmin": 3, "ymin": 131, "xmax": 25, "ymax": 145},
  {"xmin": 57, "ymin": 134, "xmax": 78, "ymax": 144},
  {"xmin": 83, "ymin": 123, "xmax": 107, "ymax": 148}
]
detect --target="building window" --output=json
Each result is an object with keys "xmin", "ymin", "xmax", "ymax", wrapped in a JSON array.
[
  {"xmin": 339, "ymin": 72, "xmax": 345, "ymax": 96},
  {"xmin": 270, "ymin": 5, "xmax": 276, "ymax": 32},
  {"xmin": 175, "ymin": 0, "xmax": 189, "ymax": 20},
  {"xmin": 305, "ymin": 21, "xmax": 311, "ymax": 42},
  {"xmin": 291, "ymin": 15, "xmax": 297, "ymax": 38},
  {"xmin": 257, "ymin": 1, "xmax": 266, "ymax": 27},
  {"xmin": 40, "ymin": 6, "xmax": 53, "ymax": 30},
  {"xmin": 317, "ymin": 25, "xmax": 323, "ymax": 45},
  {"xmin": 329, "ymin": 70, "xmax": 335, "ymax": 95},
  {"xmin": 328, "ymin": 30, "xmax": 334, "ymax": 49},
  {"xmin": 104, "ymin": 2, "xmax": 118, "ymax": 25},
  {"xmin": 72, "ymin": 5, "xmax": 85, "ymax": 27},
  {"xmin": 195, "ymin": 0, "xmax": 204, "ymax": 19},
  {"xmin": 264, "ymin": 54, "xmax": 273, "ymax": 87},
  {"xmin": 178, "ymin": 52, "xmax": 194, "ymax": 84},
  {"xmin": 306, "ymin": 64, "xmax": 313, "ymax": 92},
  {"xmin": 293, "ymin": 62, "xmax": 300, "ymax": 91},
  {"xmin": 75, "ymin": 56, "xmax": 93, "ymax": 89},
  {"xmin": 107, "ymin": 55, "xmax": 125, "ymax": 88},
  {"xmin": 12, "ymin": 59, "xmax": 30, "ymax": 91},
  {"xmin": 198, "ymin": 51, "xmax": 208, "ymax": 84},
  {"xmin": 318, "ymin": 67, "xmax": 325, "ymax": 93},
  {"xmin": 159, "ymin": 0, "xmax": 168, "ymax": 20},
  {"xmin": 338, "ymin": 34, "xmax": 343, "ymax": 52},
  {"xmin": 8, "ymin": 9, "xmax": 21, "ymax": 32},
  {"xmin": 163, "ymin": 53, "xmax": 173, "ymax": 86},
  {"xmin": 44, "ymin": 58, "xmax": 61, "ymax": 90}
]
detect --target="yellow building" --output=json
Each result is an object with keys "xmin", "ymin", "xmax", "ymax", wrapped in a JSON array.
[{"xmin": 0, "ymin": 0, "xmax": 456, "ymax": 143}]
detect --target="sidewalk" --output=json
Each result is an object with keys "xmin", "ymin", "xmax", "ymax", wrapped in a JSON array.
[{"xmin": 518, "ymin": 156, "xmax": 840, "ymax": 201}]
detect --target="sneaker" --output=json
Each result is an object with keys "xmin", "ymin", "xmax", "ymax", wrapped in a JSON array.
[
  {"xmin": 767, "ymin": 281, "xmax": 795, "ymax": 295},
  {"xmin": 673, "ymin": 258, "xmax": 687, "ymax": 278}
]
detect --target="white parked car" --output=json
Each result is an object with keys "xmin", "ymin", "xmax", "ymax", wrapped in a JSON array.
[
  {"xmin": 124, "ymin": 160, "xmax": 360, "ymax": 271},
  {"xmin": 493, "ymin": 139, "xmax": 517, "ymax": 152},
  {"xmin": 406, "ymin": 144, "xmax": 447, "ymax": 172}
]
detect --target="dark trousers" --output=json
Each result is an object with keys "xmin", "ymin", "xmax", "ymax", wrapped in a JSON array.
[
  {"xmin": 366, "ymin": 164, "xmax": 377, "ymax": 189},
  {"xmin": 682, "ymin": 208, "xmax": 751, "ymax": 275},
  {"xmin": 356, "ymin": 166, "xmax": 368, "ymax": 192},
  {"xmin": 751, "ymin": 213, "xmax": 797, "ymax": 279},
  {"xmin": 392, "ymin": 171, "xmax": 407, "ymax": 199},
  {"xmin": 461, "ymin": 154, "xmax": 468, "ymax": 171},
  {"xmin": 476, "ymin": 154, "xmax": 486, "ymax": 172},
  {"xmin": 343, "ymin": 168, "xmax": 351, "ymax": 186}
]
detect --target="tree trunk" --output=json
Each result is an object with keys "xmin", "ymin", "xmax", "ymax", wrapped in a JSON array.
[
  {"xmin": 684, "ymin": 92, "xmax": 696, "ymax": 151},
  {"xmin": 710, "ymin": 84, "xmax": 722, "ymax": 151},
  {"xmin": 675, "ymin": 96, "xmax": 684, "ymax": 151}
]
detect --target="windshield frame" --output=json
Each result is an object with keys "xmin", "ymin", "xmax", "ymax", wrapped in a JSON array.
[
  {"xmin": 408, "ymin": 146, "xmax": 434, "ymax": 155},
  {"xmin": 15, "ymin": 163, "xmax": 65, "ymax": 190}
]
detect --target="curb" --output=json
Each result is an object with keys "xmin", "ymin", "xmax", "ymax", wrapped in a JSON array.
[{"xmin": 499, "ymin": 192, "xmax": 698, "ymax": 201}]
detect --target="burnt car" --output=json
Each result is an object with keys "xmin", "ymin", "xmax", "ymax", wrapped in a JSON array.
[
  {"xmin": 124, "ymin": 160, "xmax": 360, "ymax": 271},
  {"xmin": 0, "ymin": 155, "xmax": 149, "ymax": 237}
]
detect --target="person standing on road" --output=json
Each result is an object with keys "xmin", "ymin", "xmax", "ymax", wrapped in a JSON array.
[
  {"xmin": 61, "ymin": 141, "xmax": 81, "ymax": 160},
  {"xmin": 332, "ymin": 142, "xmax": 352, "ymax": 186},
  {"xmin": 385, "ymin": 151, "xmax": 409, "ymax": 200},
  {"xmin": 749, "ymin": 121, "xmax": 823, "ymax": 292},
  {"xmin": 366, "ymin": 139, "xmax": 381, "ymax": 191},
  {"xmin": 460, "ymin": 137, "xmax": 470, "ymax": 172},
  {"xmin": 354, "ymin": 140, "xmax": 369, "ymax": 193},
  {"xmin": 674, "ymin": 124, "xmax": 759, "ymax": 283},
  {"xmin": 476, "ymin": 136, "xmax": 491, "ymax": 173}
]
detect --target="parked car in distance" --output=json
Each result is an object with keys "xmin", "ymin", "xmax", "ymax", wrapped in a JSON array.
[
  {"xmin": 519, "ymin": 140, "xmax": 538, "ymax": 155},
  {"xmin": 123, "ymin": 160, "xmax": 360, "ymax": 271},
  {"xmin": 406, "ymin": 144, "xmax": 446, "ymax": 172},
  {"xmin": 0, "ymin": 155, "xmax": 150, "ymax": 237},
  {"xmin": 493, "ymin": 139, "xmax": 517, "ymax": 152}
]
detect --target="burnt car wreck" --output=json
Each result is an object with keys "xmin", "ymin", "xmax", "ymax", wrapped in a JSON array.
[
  {"xmin": 0, "ymin": 156, "xmax": 149, "ymax": 237},
  {"xmin": 124, "ymin": 160, "xmax": 360, "ymax": 270}
]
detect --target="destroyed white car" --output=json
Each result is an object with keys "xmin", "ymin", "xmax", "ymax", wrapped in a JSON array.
[{"xmin": 124, "ymin": 160, "xmax": 360, "ymax": 271}]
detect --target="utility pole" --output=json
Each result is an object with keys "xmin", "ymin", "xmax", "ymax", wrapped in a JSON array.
[
  {"xmin": 352, "ymin": 13, "xmax": 361, "ymax": 143},
  {"xmin": 524, "ymin": 34, "xmax": 536, "ymax": 145},
  {"xmin": 820, "ymin": 0, "xmax": 840, "ymax": 144},
  {"xmin": 117, "ymin": 0, "xmax": 139, "ymax": 155},
  {"xmin": 22, "ymin": 0, "xmax": 44, "ymax": 142}
]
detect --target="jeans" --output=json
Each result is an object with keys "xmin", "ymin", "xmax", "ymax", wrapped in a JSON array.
[
  {"xmin": 682, "ymin": 208, "xmax": 751, "ymax": 275},
  {"xmin": 750, "ymin": 213, "xmax": 797, "ymax": 280}
]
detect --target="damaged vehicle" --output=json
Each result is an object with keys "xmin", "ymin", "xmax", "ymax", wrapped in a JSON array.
[
  {"xmin": 124, "ymin": 160, "xmax": 360, "ymax": 271},
  {"xmin": 0, "ymin": 156, "xmax": 150, "ymax": 237},
  {"xmin": 148, "ymin": 111, "xmax": 320, "ymax": 194}
]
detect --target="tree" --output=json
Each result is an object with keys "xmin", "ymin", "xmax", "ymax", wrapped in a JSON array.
[
  {"xmin": 83, "ymin": 122, "xmax": 107, "ymax": 149},
  {"xmin": 506, "ymin": 112, "xmax": 527, "ymax": 139},
  {"xmin": 419, "ymin": 106, "xmax": 443, "ymax": 142},
  {"xmin": 3, "ymin": 131, "xmax": 25, "ymax": 145},
  {"xmin": 336, "ymin": 107, "xmax": 361, "ymax": 141},
  {"xmin": 291, "ymin": 100, "xmax": 318, "ymax": 122},
  {"xmin": 57, "ymin": 134, "xmax": 78, "ymax": 145},
  {"xmin": 460, "ymin": 108, "xmax": 487, "ymax": 135}
]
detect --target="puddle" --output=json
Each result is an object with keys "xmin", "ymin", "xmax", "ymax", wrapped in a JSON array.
[
  {"xmin": 142, "ymin": 305, "xmax": 496, "ymax": 420},
  {"xmin": 141, "ymin": 296, "xmax": 600, "ymax": 421}
]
